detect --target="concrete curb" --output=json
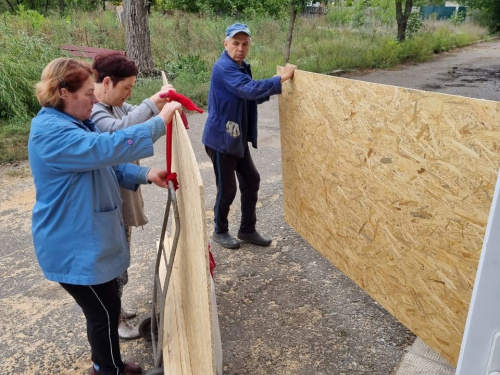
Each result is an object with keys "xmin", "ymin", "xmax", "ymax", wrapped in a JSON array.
[{"xmin": 394, "ymin": 338, "xmax": 455, "ymax": 375}]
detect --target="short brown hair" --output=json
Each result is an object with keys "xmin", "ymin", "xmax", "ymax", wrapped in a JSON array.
[
  {"xmin": 92, "ymin": 52, "xmax": 139, "ymax": 85},
  {"xmin": 36, "ymin": 57, "xmax": 93, "ymax": 111}
]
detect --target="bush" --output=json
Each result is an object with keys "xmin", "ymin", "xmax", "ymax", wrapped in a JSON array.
[
  {"xmin": 0, "ymin": 8, "xmax": 491, "ymax": 163},
  {"xmin": 0, "ymin": 19, "xmax": 59, "ymax": 120}
]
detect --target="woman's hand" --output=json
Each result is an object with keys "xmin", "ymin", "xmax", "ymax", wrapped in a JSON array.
[
  {"xmin": 151, "ymin": 84, "xmax": 175, "ymax": 110},
  {"xmin": 147, "ymin": 168, "xmax": 168, "ymax": 188},
  {"xmin": 158, "ymin": 101, "xmax": 183, "ymax": 125}
]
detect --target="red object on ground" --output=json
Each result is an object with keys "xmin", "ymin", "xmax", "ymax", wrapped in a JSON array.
[{"xmin": 208, "ymin": 244, "xmax": 216, "ymax": 278}]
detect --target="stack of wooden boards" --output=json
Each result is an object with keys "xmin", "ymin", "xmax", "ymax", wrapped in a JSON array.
[{"xmin": 159, "ymin": 111, "xmax": 221, "ymax": 374}]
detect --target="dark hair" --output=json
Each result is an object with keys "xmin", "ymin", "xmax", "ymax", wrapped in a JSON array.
[
  {"xmin": 36, "ymin": 57, "xmax": 93, "ymax": 111},
  {"xmin": 92, "ymin": 52, "xmax": 139, "ymax": 85}
]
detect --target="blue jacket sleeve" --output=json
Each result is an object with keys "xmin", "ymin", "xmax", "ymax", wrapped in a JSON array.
[
  {"xmin": 221, "ymin": 65, "xmax": 282, "ymax": 101},
  {"xmin": 114, "ymin": 163, "xmax": 149, "ymax": 191},
  {"xmin": 29, "ymin": 114, "xmax": 163, "ymax": 173}
]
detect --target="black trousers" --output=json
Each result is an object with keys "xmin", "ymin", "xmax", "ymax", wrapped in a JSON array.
[
  {"xmin": 60, "ymin": 280, "xmax": 124, "ymax": 375},
  {"xmin": 206, "ymin": 145, "xmax": 260, "ymax": 235}
]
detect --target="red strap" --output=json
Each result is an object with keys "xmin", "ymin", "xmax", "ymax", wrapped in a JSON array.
[
  {"xmin": 160, "ymin": 90, "xmax": 203, "ymax": 114},
  {"xmin": 165, "ymin": 120, "xmax": 178, "ymax": 190},
  {"xmin": 208, "ymin": 244, "xmax": 216, "ymax": 278},
  {"xmin": 161, "ymin": 90, "xmax": 204, "ymax": 190}
]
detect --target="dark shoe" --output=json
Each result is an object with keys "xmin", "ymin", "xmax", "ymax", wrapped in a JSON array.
[
  {"xmin": 213, "ymin": 232, "xmax": 240, "ymax": 249},
  {"xmin": 237, "ymin": 231, "xmax": 272, "ymax": 246},
  {"xmin": 123, "ymin": 362, "xmax": 142, "ymax": 374},
  {"xmin": 89, "ymin": 362, "xmax": 142, "ymax": 375}
]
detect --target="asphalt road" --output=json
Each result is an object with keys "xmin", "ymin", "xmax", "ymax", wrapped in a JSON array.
[{"xmin": 1, "ymin": 38, "xmax": 499, "ymax": 375}]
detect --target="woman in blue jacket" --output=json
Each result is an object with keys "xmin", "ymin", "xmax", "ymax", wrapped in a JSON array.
[{"xmin": 28, "ymin": 57, "xmax": 181, "ymax": 375}]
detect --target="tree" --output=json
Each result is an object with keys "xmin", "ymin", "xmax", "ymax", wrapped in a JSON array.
[
  {"xmin": 123, "ymin": 0, "xmax": 156, "ymax": 75},
  {"xmin": 284, "ymin": 0, "xmax": 298, "ymax": 63},
  {"xmin": 395, "ymin": 0, "xmax": 413, "ymax": 42},
  {"xmin": 284, "ymin": 0, "xmax": 307, "ymax": 63}
]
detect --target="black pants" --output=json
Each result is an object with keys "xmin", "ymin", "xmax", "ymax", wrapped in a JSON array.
[
  {"xmin": 206, "ymin": 145, "xmax": 260, "ymax": 235},
  {"xmin": 60, "ymin": 280, "xmax": 124, "ymax": 375}
]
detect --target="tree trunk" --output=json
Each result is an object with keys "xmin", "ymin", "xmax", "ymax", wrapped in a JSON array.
[
  {"xmin": 5, "ymin": 0, "xmax": 15, "ymax": 12},
  {"xmin": 59, "ymin": 0, "xmax": 65, "ymax": 15},
  {"xmin": 284, "ymin": 0, "xmax": 298, "ymax": 64},
  {"xmin": 123, "ymin": 0, "xmax": 156, "ymax": 76},
  {"xmin": 395, "ymin": 0, "xmax": 413, "ymax": 42}
]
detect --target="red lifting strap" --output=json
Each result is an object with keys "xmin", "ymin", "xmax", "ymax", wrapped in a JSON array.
[
  {"xmin": 208, "ymin": 244, "xmax": 216, "ymax": 278},
  {"xmin": 161, "ymin": 90, "xmax": 204, "ymax": 190}
]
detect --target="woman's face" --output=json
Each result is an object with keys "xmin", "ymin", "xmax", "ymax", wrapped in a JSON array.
[
  {"xmin": 105, "ymin": 76, "xmax": 136, "ymax": 107},
  {"xmin": 63, "ymin": 75, "xmax": 98, "ymax": 121}
]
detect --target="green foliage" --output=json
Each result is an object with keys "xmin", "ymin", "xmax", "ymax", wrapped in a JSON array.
[
  {"xmin": 449, "ymin": 9, "xmax": 465, "ymax": 25},
  {"xmin": 406, "ymin": 11, "xmax": 423, "ymax": 37},
  {"xmin": 0, "ymin": 19, "xmax": 59, "ymax": 121},
  {"xmin": 16, "ymin": 4, "xmax": 45, "ymax": 29},
  {"xmin": 1, "ymin": 0, "xmax": 106, "ymax": 14},
  {"xmin": 325, "ymin": 6, "xmax": 355, "ymax": 25},
  {"xmin": 0, "ymin": 8, "xmax": 490, "ymax": 163},
  {"xmin": 152, "ymin": 0, "xmax": 291, "ymax": 17},
  {"xmin": 464, "ymin": 0, "xmax": 500, "ymax": 32},
  {"xmin": 326, "ymin": 0, "xmax": 395, "ymax": 27},
  {"xmin": 0, "ymin": 118, "xmax": 30, "ymax": 163}
]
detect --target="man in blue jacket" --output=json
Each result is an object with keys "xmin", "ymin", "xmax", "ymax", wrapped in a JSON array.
[{"xmin": 202, "ymin": 23, "xmax": 296, "ymax": 249}]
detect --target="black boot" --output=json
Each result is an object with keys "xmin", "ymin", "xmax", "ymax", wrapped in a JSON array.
[
  {"xmin": 237, "ymin": 231, "xmax": 272, "ymax": 246},
  {"xmin": 213, "ymin": 232, "xmax": 240, "ymax": 249}
]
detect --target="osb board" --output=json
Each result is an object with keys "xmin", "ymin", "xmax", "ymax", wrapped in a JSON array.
[
  {"xmin": 160, "ymin": 111, "xmax": 215, "ymax": 374},
  {"xmin": 277, "ymin": 69, "xmax": 500, "ymax": 366}
]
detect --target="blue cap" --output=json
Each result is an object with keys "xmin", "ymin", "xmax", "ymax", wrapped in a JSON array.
[{"xmin": 225, "ymin": 23, "xmax": 251, "ymax": 38}]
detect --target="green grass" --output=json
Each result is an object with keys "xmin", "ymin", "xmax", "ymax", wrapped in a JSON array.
[{"xmin": 0, "ymin": 8, "xmax": 490, "ymax": 163}]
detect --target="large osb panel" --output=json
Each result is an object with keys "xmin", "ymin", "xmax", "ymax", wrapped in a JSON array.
[
  {"xmin": 277, "ymin": 69, "xmax": 500, "ymax": 365},
  {"xmin": 161, "ymin": 111, "xmax": 215, "ymax": 374}
]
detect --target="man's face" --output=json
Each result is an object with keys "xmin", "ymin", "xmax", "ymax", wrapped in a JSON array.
[{"xmin": 224, "ymin": 33, "xmax": 251, "ymax": 65}]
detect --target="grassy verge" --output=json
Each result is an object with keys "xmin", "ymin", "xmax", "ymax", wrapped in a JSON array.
[{"xmin": 0, "ymin": 8, "xmax": 490, "ymax": 164}]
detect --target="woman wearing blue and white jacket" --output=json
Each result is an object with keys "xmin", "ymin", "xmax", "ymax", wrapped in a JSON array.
[{"xmin": 28, "ymin": 57, "xmax": 181, "ymax": 375}]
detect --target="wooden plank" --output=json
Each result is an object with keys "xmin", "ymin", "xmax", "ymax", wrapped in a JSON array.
[
  {"xmin": 161, "ymin": 111, "xmax": 215, "ymax": 374},
  {"xmin": 277, "ymin": 68, "xmax": 500, "ymax": 366},
  {"xmin": 159, "ymin": 238, "xmax": 184, "ymax": 375}
]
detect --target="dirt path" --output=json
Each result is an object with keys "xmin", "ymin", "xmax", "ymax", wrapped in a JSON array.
[{"xmin": 1, "ymin": 39, "xmax": 499, "ymax": 375}]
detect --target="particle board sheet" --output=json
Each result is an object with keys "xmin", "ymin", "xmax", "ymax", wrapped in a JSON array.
[
  {"xmin": 160, "ymin": 111, "xmax": 215, "ymax": 374},
  {"xmin": 277, "ymin": 69, "xmax": 500, "ymax": 366}
]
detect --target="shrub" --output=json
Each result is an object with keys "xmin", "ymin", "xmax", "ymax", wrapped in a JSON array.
[{"xmin": 0, "ymin": 20, "xmax": 59, "ymax": 120}]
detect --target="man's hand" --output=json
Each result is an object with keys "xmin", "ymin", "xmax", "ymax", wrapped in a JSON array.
[
  {"xmin": 147, "ymin": 168, "xmax": 168, "ymax": 188},
  {"xmin": 280, "ymin": 63, "xmax": 297, "ymax": 83}
]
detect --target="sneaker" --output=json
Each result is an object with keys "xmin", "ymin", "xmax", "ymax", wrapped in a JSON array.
[
  {"xmin": 213, "ymin": 232, "xmax": 240, "ymax": 249},
  {"xmin": 118, "ymin": 320, "xmax": 140, "ymax": 340},
  {"xmin": 121, "ymin": 307, "xmax": 136, "ymax": 320},
  {"xmin": 237, "ymin": 231, "xmax": 272, "ymax": 247}
]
